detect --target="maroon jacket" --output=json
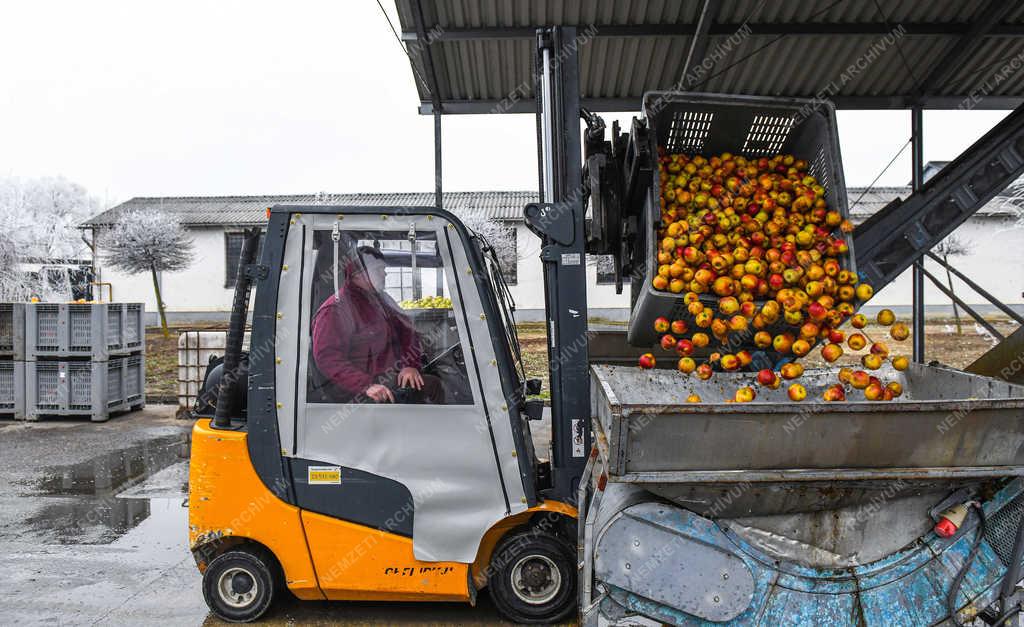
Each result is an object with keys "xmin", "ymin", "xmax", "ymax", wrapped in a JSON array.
[{"xmin": 311, "ymin": 282, "xmax": 421, "ymax": 397}]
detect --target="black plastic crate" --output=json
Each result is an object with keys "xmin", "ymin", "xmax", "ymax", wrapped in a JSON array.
[{"xmin": 627, "ymin": 92, "xmax": 854, "ymax": 347}]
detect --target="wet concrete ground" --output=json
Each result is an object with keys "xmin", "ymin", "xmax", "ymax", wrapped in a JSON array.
[{"xmin": 0, "ymin": 408, "xmax": 544, "ymax": 625}]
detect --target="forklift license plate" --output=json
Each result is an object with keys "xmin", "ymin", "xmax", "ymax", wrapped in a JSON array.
[{"xmin": 308, "ymin": 466, "xmax": 342, "ymax": 485}]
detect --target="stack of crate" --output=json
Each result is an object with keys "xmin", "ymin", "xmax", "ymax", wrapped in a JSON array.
[
  {"xmin": 20, "ymin": 303, "xmax": 146, "ymax": 422},
  {"xmin": 0, "ymin": 304, "xmax": 26, "ymax": 419}
]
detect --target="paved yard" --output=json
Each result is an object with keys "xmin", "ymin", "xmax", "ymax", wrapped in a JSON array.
[{"xmin": 0, "ymin": 407, "xmax": 549, "ymax": 626}]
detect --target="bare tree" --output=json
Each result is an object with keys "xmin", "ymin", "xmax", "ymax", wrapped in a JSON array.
[
  {"xmin": 933, "ymin": 234, "xmax": 974, "ymax": 334},
  {"xmin": 100, "ymin": 209, "xmax": 195, "ymax": 337}
]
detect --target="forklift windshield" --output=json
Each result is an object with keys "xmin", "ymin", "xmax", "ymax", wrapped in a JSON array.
[
  {"xmin": 307, "ymin": 229, "xmax": 473, "ymax": 405},
  {"xmin": 474, "ymin": 232, "xmax": 527, "ymax": 386}
]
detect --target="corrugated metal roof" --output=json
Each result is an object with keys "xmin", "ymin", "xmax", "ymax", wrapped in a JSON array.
[
  {"xmin": 395, "ymin": 0, "xmax": 1024, "ymax": 112},
  {"xmin": 82, "ymin": 187, "xmax": 1019, "ymax": 228},
  {"xmin": 82, "ymin": 192, "xmax": 541, "ymax": 227}
]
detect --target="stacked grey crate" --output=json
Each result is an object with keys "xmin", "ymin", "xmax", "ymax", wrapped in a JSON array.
[
  {"xmin": 19, "ymin": 303, "xmax": 146, "ymax": 422},
  {"xmin": 0, "ymin": 304, "xmax": 26, "ymax": 419}
]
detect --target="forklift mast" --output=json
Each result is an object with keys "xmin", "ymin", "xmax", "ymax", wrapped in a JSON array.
[{"xmin": 524, "ymin": 26, "xmax": 592, "ymax": 500}]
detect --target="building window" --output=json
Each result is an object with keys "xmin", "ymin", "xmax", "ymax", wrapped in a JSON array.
[
  {"xmin": 591, "ymin": 254, "xmax": 616, "ymax": 285},
  {"xmin": 500, "ymin": 227, "xmax": 517, "ymax": 285},
  {"xmin": 225, "ymin": 231, "xmax": 264, "ymax": 288}
]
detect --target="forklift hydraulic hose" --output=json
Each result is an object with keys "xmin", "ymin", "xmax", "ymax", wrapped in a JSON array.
[
  {"xmin": 947, "ymin": 502, "xmax": 986, "ymax": 627},
  {"xmin": 215, "ymin": 227, "xmax": 261, "ymax": 427}
]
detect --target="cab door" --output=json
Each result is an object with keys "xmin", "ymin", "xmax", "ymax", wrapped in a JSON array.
[{"xmin": 271, "ymin": 210, "xmax": 528, "ymax": 597}]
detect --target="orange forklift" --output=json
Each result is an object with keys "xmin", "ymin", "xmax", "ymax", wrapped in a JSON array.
[{"xmin": 188, "ymin": 26, "xmax": 595, "ymax": 622}]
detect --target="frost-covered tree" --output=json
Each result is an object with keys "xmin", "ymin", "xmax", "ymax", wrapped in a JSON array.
[
  {"xmin": 0, "ymin": 176, "xmax": 99, "ymax": 259},
  {"xmin": 0, "ymin": 230, "xmax": 36, "ymax": 301},
  {"xmin": 101, "ymin": 209, "xmax": 195, "ymax": 337},
  {"xmin": 0, "ymin": 176, "xmax": 100, "ymax": 301},
  {"xmin": 455, "ymin": 211, "xmax": 520, "ymax": 282}
]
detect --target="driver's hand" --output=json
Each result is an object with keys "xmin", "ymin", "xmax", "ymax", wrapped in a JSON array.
[
  {"xmin": 365, "ymin": 384, "xmax": 395, "ymax": 403},
  {"xmin": 398, "ymin": 367, "xmax": 424, "ymax": 390}
]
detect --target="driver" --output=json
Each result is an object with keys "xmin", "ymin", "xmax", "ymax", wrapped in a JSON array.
[{"xmin": 311, "ymin": 246, "xmax": 444, "ymax": 404}]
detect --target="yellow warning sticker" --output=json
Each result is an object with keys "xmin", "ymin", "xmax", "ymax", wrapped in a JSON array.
[{"xmin": 308, "ymin": 466, "xmax": 342, "ymax": 485}]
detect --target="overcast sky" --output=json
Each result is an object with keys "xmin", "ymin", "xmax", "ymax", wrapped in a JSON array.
[{"xmin": 0, "ymin": 1, "xmax": 1013, "ymax": 208}]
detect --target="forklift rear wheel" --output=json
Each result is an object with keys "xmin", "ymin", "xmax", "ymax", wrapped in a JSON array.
[
  {"xmin": 488, "ymin": 531, "xmax": 576, "ymax": 624},
  {"xmin": 202, "ymin": 547, "xmax": 278, "ymax": 623}
]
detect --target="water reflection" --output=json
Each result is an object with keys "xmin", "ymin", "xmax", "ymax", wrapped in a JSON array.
[{"xmin": 26, "ymin": 434, "xmax": 187, "ymax": 544}]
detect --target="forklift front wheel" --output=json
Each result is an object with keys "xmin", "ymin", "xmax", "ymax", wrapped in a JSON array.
[
  {"xmin": 202, "ymin": 547, "xmax": 278, "ymax": 623},
  {"xmin": 487, "ymin": 531, "xmax": 576, "ymax": 624}
]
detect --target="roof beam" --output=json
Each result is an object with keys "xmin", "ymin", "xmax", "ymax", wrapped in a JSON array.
[
  {"xmin": 419, "ymin": 95, "xmax": 1024, "ymax": 115},
  {"xmin": 678, "ymin": 0, "xmax": 720, "ymax": 88},
  {"xmin": 401, "ymin": 22, "xmax": 1024, "ymax": 41},
  {"xmin": 915, "ymin": 0, "xmax": 1018, "ymax": 97}
]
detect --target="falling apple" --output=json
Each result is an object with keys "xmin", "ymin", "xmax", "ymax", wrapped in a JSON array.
[
  {"xmin": 861, "ymin": 353, "xmax": 883, "ymax": 370},
  {"xmin": 653, "ymin": 317, "xmax": 671, "ymax": 333},
  {"xmin": 788, "ymin": 383, "xmax": 808, "ymax": 401},
  {"xmin": 850, "ymin": 370, "xmax": 871, "ymax": 389},
  {"xmin": 780, "ymin": 362, "xmax": 805, "ymax": 380},
  {"xmin": 823, "ymin": 384, "xmax": 846, "ymax": 402},
  {"xmin": 821, "ymin": 343, "xmax": 844, "ymax": 362},
  {"xmin": 890, "ymin": 322, "xmax": 910, "ymax": 341},
  {"xmin": 734, "ymin": 386, "xmax": 756, "ymax": 403}
]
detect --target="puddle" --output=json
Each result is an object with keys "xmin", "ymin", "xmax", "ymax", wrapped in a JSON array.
[
  {"xmin": 34, "ymin": 434, "xmax": 188, "ymax": 497},
  {"xmin": 23, "ymin": 434, "xmax": 190, "ymax": 544}
]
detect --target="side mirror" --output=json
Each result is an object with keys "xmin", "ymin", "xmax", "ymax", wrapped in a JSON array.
[{"xmin": 525, "ymin": 378, "xmax": 542, "ymax": 396}]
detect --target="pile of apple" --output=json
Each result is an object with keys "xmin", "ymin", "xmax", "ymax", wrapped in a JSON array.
[
  {"xmin": 640, "ymin": 307, "xmax": 912, "ymax": 403},
  {"xmin": 648, "ymin": 150, "xmax": 873, "ymax": 359},
  {"xmin": 635, "ymin": 148, "xmax": 919, "ymax": 403}
]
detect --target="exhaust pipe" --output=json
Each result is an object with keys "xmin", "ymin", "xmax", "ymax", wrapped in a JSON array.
[{"xmin": 214, "ymin": 227, "xmax": 261, "ymax": 428}]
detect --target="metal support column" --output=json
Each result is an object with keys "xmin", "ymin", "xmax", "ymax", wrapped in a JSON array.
[
  {"xmin": 434, "ymin": 109, "xmax": 442, "ymax": 208},
  {"xmin": 911, "ymin": 107, "xmax": 925, "ymax": 362},
  {"xmin": 412, "ymin": 0, "xmax": 443, "ymax": 209},
  {"xmin": 525, "ymin": 26, "xmax": 591, "ymax": 501}
]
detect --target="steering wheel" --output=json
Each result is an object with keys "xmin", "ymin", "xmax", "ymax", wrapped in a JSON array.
[{"xmin": 425, "ymin": 342, "xmax": 463, "ymax": 371}]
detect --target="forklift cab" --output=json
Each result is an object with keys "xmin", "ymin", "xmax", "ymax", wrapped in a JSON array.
[
  {"xmin": 271, "ymin": 207, "xmax": 535, "ymax": 560},
  {"xmin": 189, "ymin": 206, "xmax": 578, "ymax": 623}
]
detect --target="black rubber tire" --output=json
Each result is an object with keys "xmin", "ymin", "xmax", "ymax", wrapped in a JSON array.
[
  {"xmin": 202, "ymin": 547, "xmax": 278, "ymax": 623},
  {"xmin": 487, "ymin": 530, "xmax": 577, "ymax": 624}
]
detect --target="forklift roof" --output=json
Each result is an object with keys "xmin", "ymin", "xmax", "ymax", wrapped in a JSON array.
[{"xmin": 395, "ymin": 0, "xmax": 1024, "ymax": 113}]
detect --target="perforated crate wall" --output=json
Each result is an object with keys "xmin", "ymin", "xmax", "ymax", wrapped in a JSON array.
[
  {"xmin": 26, "ymin": 356, "xmax": 144, "ymax": 422},
  {"xmin": 0, "ymin": 360, "xmax": 25, "ymax": 419},
  {"xmin": 628, "ymin": 92, "xmax": 851, "ymax": 347},
  {"xmin": 0, "ymin": 304, "xmax": 26, "ymax": 360},
  {"xmin": 26, "ymin": 303, "xmax": 145, "ymax": 360}
]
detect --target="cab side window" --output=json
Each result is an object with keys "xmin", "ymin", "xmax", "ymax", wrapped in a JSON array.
[{"xmin": 306, "ymin": 229, "xmax": 473, "ymax": 405}]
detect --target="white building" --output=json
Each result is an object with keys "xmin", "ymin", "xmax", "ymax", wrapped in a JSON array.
[{"xmin": 82, "ymin": 186, "xmax": 1023, "ymax": 324}]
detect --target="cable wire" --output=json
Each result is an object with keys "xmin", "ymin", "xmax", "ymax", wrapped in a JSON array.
[
  {"xmin": 374, "ymin": 0, "xmax": 431, "ymax": 94},
  {"xmin": 870, "ymin": 0, "xmax": 923, "ymax": 93},
  {"xmin": 848, "ymin": 137, "xmax": 913, "ymax": 212},
  {"xmin": 690, "ymin": 0, "xmax": 847, "ymax": 91}
]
